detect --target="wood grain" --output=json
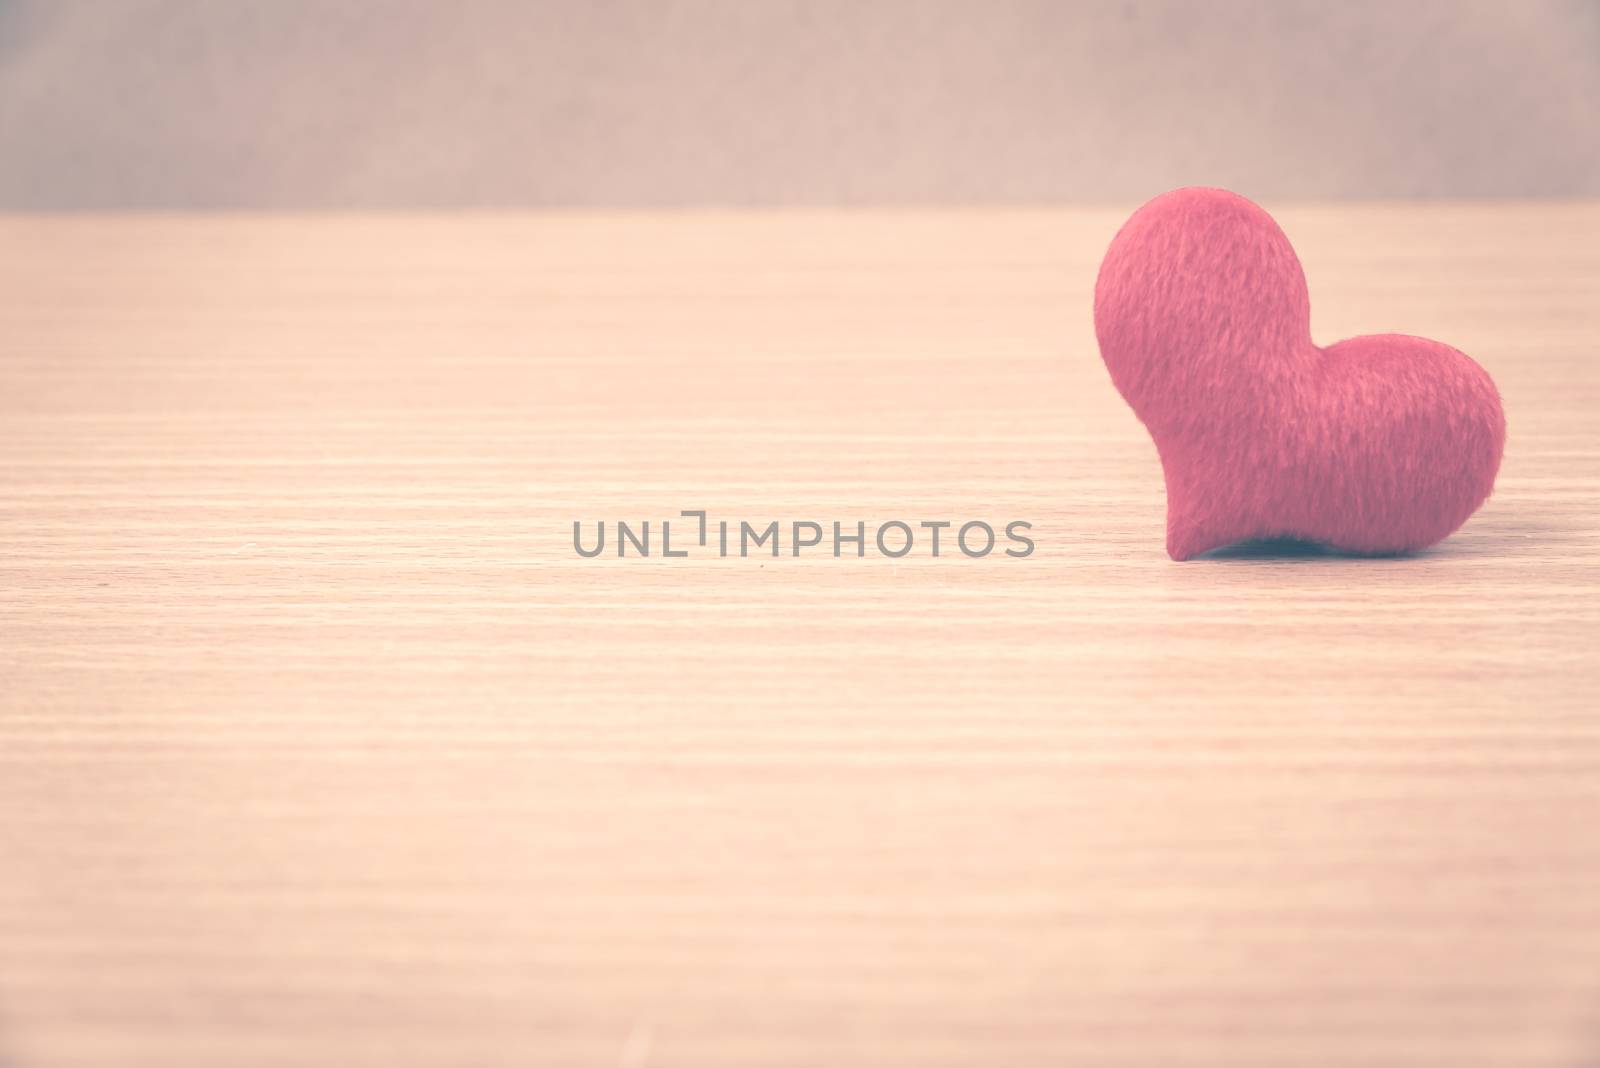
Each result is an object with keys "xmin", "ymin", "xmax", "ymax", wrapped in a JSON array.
[{"xmin": 1, "ymin": 204, "xmax": 1598, "ymax": 1067}]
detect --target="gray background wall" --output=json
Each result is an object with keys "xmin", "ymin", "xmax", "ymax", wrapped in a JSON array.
[{"xmin": 1, "ymin": 0, "xmax": 1596, "ymax": 209}]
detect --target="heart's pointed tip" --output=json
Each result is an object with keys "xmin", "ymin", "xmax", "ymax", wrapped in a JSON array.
[
  {"xmin": 1166, "ymin": 526, "xmax": 1197, "ymax": 561},
  {"xmin": 1166, "ymin": 521, "xmax": 1231, "ymax": 562}
]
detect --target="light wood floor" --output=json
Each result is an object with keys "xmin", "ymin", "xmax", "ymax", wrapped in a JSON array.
[{"xmin": 2, "ymin": 204, "xmax": 1598, "ymax": 1067}]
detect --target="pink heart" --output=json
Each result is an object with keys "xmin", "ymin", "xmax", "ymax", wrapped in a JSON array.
[{"xmin": 1093, "ymin": 187, "xmax": 1505, "ymax": 560}]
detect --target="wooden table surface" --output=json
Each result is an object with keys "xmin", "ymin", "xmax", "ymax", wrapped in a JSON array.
[{"xmin": 2, "ymin": 204, "xmax": 1598, "ymax": 1067}]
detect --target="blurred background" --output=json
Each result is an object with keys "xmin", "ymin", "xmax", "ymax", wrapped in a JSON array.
[{"xmin": 0, "ymin": 0, "xmax": 1597, "ymax": 209}]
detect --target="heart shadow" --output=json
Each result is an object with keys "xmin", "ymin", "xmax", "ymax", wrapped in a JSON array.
[{"xmin": 1195, "ymin": 537, "xmax": 1417, "ymax": 561}]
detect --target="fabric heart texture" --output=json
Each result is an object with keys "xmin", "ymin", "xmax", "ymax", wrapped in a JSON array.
[{"xmin": 1093, "ymin": 187, "xmax": 1505, "ymax": 560}]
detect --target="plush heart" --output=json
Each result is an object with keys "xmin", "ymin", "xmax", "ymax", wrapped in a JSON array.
[{"xmin": 1093, "ymin": 187, "xmax": 1505, "ymax": 560}]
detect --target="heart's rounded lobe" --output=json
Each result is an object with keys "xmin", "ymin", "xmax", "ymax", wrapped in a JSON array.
[{"xmin": 1093, "ymin": 187, "xmax": 1505, "ymax": 560}]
